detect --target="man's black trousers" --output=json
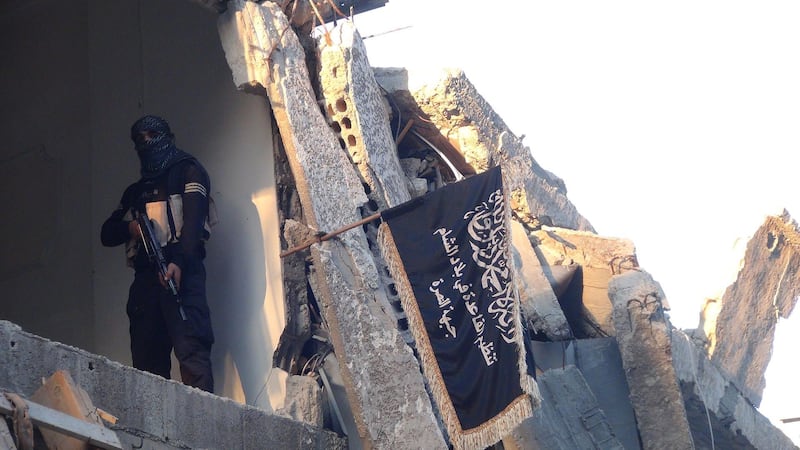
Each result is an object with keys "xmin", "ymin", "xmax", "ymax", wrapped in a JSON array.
[{"xmin": 127, "ymin": 264, "xmax": 214, "ymax": 392}]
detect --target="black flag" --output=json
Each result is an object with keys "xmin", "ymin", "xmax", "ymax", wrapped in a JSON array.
[{"xmin": 379, "ymin": 166, "xmax": 539, "ymax": 450}]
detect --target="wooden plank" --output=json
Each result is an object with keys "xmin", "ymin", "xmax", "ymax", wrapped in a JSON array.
[{"xmin": 0, "ymin": 395, "xmax": 121, "ymax": 450}]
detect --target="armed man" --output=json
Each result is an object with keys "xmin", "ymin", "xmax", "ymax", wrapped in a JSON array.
[{"xmin": 101, "ymin": 115, "xmax": 215, "ymax": 392}]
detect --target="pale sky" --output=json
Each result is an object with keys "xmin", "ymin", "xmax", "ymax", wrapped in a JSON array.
[{"xmin": 354, "ymin": 0, "xmax": 800, "ymax": 441}]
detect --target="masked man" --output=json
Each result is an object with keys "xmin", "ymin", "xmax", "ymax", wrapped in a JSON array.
[{"xmin": 101, "ymin": 115, "xmax": 214, "ymax": 392}]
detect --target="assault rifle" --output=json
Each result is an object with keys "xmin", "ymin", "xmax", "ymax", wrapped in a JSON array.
[{"xmin": 136, "ymin": 213, "xmax": 187, "ymax": 321}]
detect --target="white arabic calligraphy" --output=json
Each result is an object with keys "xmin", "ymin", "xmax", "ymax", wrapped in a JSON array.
[
  {"xmin": 434, "ymin": 228, "xmax": 459, "ymax": 257},
  {"xmin": 429, "ymin": 279, "xmax": 451, "ymax": 308},
  {"xmin": 474, "ymin": 335, "xmax": 497, "ymax": 366},
  {"xmin": 464, "ymin": 188, "xmax": 517, "ymax": 345},
  {"xmin": 439, "ymin": 306, "xmax": 456, "ymax": 338},
  {"xmin": 428, "ymin": 185, "xmax": 517, "ymax": 363}
]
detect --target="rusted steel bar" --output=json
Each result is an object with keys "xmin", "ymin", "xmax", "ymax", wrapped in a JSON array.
[{"xmin": 280, "ymin": 212, "xmax": 382, "ymax": 258}]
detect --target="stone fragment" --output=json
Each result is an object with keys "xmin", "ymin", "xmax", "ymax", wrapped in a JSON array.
[
  {"xmin": 398, "ymin": 157, "xmax": 424, "ymax": 178},
  {"xmin": 274, "ymin": 219, "xmax": 312, "ymax": 373},
  {"xmin": 275, "ymin": 375, "xmax": 325, "ymax": 427},
  {"xmin": 409, "ymin": 178, "xmax": 428, "ymax": 197}
]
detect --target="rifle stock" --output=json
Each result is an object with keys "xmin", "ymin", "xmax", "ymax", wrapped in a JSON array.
[{"xmin": 136, "ymin": 213, "xmax": 187, "ymax": 321}]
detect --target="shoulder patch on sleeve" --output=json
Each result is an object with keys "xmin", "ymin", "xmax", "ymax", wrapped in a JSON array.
[{"xmin": 184, "ymin": 182, "xmax": 207, "ymax": 197}]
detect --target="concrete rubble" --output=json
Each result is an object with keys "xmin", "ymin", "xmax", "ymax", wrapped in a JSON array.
[
  {"xmin": 374, "ymin": 67, "xmax": 595, "ymax": 233},
  {"xmin": 532, "ymin": 226, "xmax": 639, "ymax": 338},
  {"xmin": 505, "ymin": 366, "xmax": 625, "ymax": 450},
  {"xmin": 372, "ymin": 64, "xmax": 799, "ymax": 449},
  {"xmin": 218, "ymin": 2, "xmax": 446, "ymax": 448},
  {"xmin": 0, "ymin": 320, "xmax": 345, "ymax": 449},
  {"xmin": 2, "ymin": 2, "xmax": 799, "ymax": 450},
  {"xmin": 510, "ymin": 220, "xmax": 572, "ymax": 340},
  {"xmin": 673, "ymin": 326, "xmax": 797, "ymax": 450}
]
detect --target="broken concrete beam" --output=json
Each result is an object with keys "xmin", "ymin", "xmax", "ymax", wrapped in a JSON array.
[
  {"xmin": 308, "ymin": 242, "xmax": 447, "ymax": 449},
  {"xmin": 608, "ymin": 271, "xmax": 694, "ymax": 450},
  {"xmin": 504, "ymin": 366, "xmax": 625, "ymax": 450},
  {"xmin": 318, "ymin": 21, "xmax": 412, "ymax": 210},
  {"xmin": 532, "ymin": 227, "xmax": 637, "ymax": 272},
  {"xmin": 510, "ymin": 220, "xmax": 572, "ymax": 340},
  {"xmin": 218, "ymin": 4, "xmax": 447, "ymax": 448},
  {"xmin": 532, "ymin": 227, "xmax": 639, "ymax": 337},
  {"xmin": 672, "ymin": 328, "xmax": 798, "ymax": 450},
  {"xmin": 374, "ymin": 67, "xmax": 594, "ymax": 231},
  {"xmin": 218, "ymin": 0, "xmax": 368, "ymax": 235},
  {"xmin": 315, "ymin": 20, "xmax": 448, "ymax": 450},
  {"xmin": 706, "ymin": 210, "xmax": 800, "ymax": 407}
]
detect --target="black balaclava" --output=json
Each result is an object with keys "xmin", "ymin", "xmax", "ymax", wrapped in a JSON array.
[{"xmin": 130, "ymin": 115, "xmax": 189, "ymax": 179}]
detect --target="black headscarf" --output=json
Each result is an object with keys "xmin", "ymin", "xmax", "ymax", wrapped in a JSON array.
[{"xmin": 130, "ymin": 115, "xmax": 191, "ymax": 179}]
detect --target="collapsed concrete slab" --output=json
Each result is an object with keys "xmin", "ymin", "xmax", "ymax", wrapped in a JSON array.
[
  {"xmin": 217, "ymin": 3, "xmax": 446, "ymax": 448},
  {"xmin": 0, "ymin": 320, "xmax": 345, "ymax": 449},
  {"xmin": 524, "ymin": 338, "xmax": 641, "ymax": 449},
  {"xmin": 504, "ymin": 366, "xmax": 625, "ymax": 450},
  {"xmin": 705, "ymin": 210, "xmax": 800, "ymax": 407},
  {"xmin": 533, "ymin": 227, "xmax": 639, "ymax": 337},
  {"xmin": 608, "ymin": 271, "xmax": 695, "ymax": 450},
  {"xmin": 672, "ymin": 327, "xmax": 798, "ymax": 450},
  {"xmin": 571, "ymin": 338, "xmax": 641, "ymax": 450},
  {"xmin": 374, "ymin": 67, "xmax": 594, "ymax": 232}
]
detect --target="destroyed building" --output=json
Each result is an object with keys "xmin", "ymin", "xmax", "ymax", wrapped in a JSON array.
[{"xmin": 1, "ymin": 1, "xmax": 798, "ymax": 449}]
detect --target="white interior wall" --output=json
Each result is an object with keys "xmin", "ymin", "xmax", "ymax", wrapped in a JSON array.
[{"xmin": 1, "ymin": 0, "xmax": 285, "ymax": 410}]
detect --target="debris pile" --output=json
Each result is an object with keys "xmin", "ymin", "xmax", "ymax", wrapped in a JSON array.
[{"xmin": 2, "ymin": 2, "xmax": 798, "ymax": 449}]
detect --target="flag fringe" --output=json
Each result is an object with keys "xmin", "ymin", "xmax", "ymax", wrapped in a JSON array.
[{"xmin": 379, "ymin": 223, "xmax": 539, "ymax": 450}]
